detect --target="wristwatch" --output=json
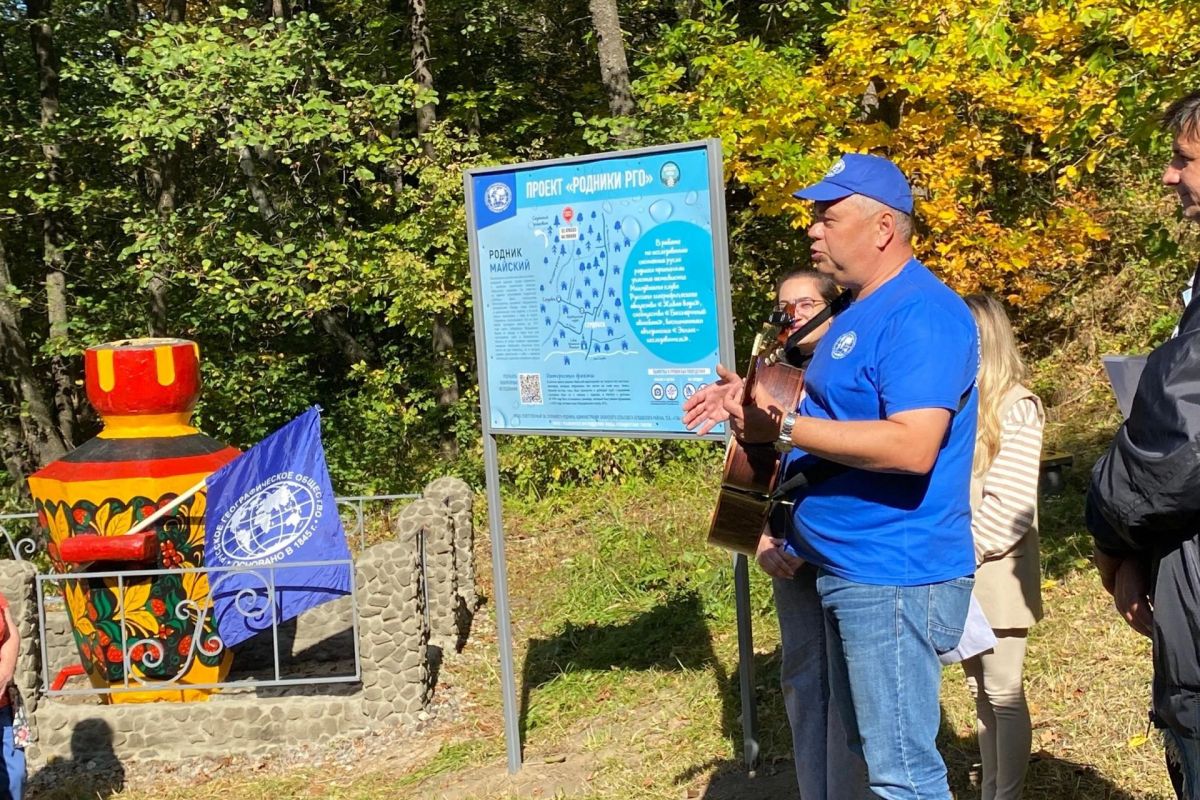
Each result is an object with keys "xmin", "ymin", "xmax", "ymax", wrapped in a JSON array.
[{"xmin": 775, "ymin": 412, "xmax": 797, "ymax": 453}]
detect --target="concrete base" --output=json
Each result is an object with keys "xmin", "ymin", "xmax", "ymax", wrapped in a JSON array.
[{"xmin": 30, "ymin": 691, "xmax": 370, "ymax": 764}]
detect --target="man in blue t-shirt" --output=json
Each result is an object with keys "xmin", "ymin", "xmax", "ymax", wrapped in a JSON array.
[{"xmin": 705, "ymin": 154, "xmax": 979, "ymax": 799}]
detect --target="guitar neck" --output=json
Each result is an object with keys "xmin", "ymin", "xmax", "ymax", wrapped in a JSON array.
[{"xmin": 742, "ymin": 333, "xmax": 764, "ymax": 405}]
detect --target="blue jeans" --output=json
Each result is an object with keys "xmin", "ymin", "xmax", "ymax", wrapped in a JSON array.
[
  {"xmin": 0, "ymin": 705, "xmax": 24, "ymax": 800},
  {"xmin": 773, "ymin": 565, "xmax": 869, "ymax": 800},
  {"xmin": 816, "ymin": 570, "xmax": 973, "ymax": 800}
]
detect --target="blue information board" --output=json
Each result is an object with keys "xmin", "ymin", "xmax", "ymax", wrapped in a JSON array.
[{"xmin": 465, "ymin": 140, "xmax": 733, "ymax": 438}]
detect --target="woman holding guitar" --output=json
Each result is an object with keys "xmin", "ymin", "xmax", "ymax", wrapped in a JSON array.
[{"xmin": 682, "ymin": 269, "xmax": 868, "ymax": 799}]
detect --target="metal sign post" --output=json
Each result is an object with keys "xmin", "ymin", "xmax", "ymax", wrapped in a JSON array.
[
  {"xmin": 465, "ymin": 139, "xmax": 751, "ymax": 773},
  {"xmin": 481, "ymin": 431, "xmax": 523, "ymax": 773}
]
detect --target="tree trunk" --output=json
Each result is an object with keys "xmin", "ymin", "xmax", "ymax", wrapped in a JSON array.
[
  {"xmin": 588, "ymin": 0, "xmax": 635, "ymax": 120},
  {"xmin": 237, "ymin": 143, "xmax": 372, "ymax": 368},
  {"xmin": 315, "ymin": 311, "xmax": 370, "ymax": 366},
  {"xmin": 0, "ymin": 236, "xmax": 69, "ymax": 467},
  {"xmin": 432, "ymin": 313, "xmax": 459, "ymax": 460},
  {"xmin": 140, "ymin": 0, "xmax": 186, "ymax": 336},
  {"xmin": 237, "ymin": 144, "xmax": 279, "ymax": 221},
  {"xmin": 27, "ymin": 0, "xmax": 78, "ymax": 447},
  {"xmin": 396, "ymin": 0, "xmax": 459, "ymax": 458},
  {"xmin": 0, "ymin": 411, "xmax": 31, "ymax": 491},
  {"xmin": 408, "ymin": 0, "xmax": 436, "ymax": 160},
  {"xmin": 144, "ymin": 159, "xmax": 174, "ymax": 336}
]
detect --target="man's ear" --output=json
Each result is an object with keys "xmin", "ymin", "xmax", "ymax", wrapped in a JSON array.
[{"xmin": 875, "ymin": 209, "xmax": 897, "ymax": 249}]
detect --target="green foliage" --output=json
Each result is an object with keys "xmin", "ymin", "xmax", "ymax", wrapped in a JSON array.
[
  {"xmin": 502, "ymin": 435, "xmax": 718, "ymax": 498},
  {"xmin": 3, "ymin": 0, "xmax": 1200, "ymax": 502}
]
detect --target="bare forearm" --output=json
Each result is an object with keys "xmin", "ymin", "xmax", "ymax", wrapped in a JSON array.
[
  {"xmin": 0, "ymin": 605, "xmax": 18, "ymax": 686},
  {"xmin": 0, "ymin": 636, "xmax": 17, "ymax": 687},
  {"xmin": 787, "ymin": 415, "xmax": 941, "ymax": 474}
]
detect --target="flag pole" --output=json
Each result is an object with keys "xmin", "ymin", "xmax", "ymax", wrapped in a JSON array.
[{"xmin": 120, "ymin": 477, "xmax": 208, "ymax": 538}]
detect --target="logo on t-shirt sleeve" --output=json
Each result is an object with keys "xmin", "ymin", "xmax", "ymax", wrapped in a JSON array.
[{"xmin": 831, "ymin": 331, "xmax": 857, "ymax": 359}]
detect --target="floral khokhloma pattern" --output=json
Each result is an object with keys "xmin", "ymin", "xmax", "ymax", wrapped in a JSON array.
[{"xmin": 38, "ymin": 493, "xmax": 224, "ymax": 683}]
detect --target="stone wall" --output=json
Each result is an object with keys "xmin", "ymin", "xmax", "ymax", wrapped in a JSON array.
[
  {"xmin": 231, "ymin": 595, "xmax": 354, "ymax": 674},
  {"xmin": 29, "ymin": 536, "xmax": 429, "ymax": 763},
  {"xmin": 31, "ymin": 692, "xmax": 369, "ymax": 763},
  {"xmin": 9, "ymin": 478, "xmax": 476, "ymax": 766},
  {"xmin": 39, "ymin": 605, "xmax": 76, "ymax": 684}
]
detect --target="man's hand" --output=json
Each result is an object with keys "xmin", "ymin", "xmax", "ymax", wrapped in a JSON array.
[
  {"xmin": 1093, "ymin": 547, "xmax": 1123, "ymax": 596},
  {"xmin": 721, "ymin": 364, "xmax": 786, "ymax": 444},
  {"xmin": 1113, "ymin": 557, "xmax": 1154, "ymax": 639},
  {"xmin": 682, "ymin": 364, "xmax": 743, "ymax": 435},
  {"xmin": 755, "ymin": 531, "xmax": 804, "ymax": 579}
]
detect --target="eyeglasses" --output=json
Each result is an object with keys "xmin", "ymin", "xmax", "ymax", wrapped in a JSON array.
[{"xmin": 776, "ymin": 298, "xmax": 827, "ymax": 315}]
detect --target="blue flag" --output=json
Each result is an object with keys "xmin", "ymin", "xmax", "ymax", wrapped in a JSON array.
[{"xmin": 204, "ymin": 407, "xmax": 351, "ymax": 649}]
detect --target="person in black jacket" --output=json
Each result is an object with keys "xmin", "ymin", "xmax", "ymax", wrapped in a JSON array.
[{"xmin": 1087, "ymin": 89, "xmax": 1200, "ymax": 799}]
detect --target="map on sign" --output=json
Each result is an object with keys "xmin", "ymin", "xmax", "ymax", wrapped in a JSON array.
[{"xmin": 466, "ymin": 142, "xmax": 731, "ymax": 437}]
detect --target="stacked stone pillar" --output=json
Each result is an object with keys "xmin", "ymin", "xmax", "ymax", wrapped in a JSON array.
[
  {"xmin": 423, "ymin": 476, "xmax": 476, "ymax": 647},
  {"xmin": 395, "ymin": 498, "xmax": 457, "ymax": 653},
  {"xmin": 355, "ymin": 539, "xmax": 431, "ymax": 722}
]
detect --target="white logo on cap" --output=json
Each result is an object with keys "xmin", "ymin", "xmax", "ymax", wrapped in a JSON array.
[{"xmin": 824, "ymin": 159, "xmax": 847, "ymax": 178}]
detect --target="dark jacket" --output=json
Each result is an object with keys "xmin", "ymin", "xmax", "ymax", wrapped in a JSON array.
[{"xmin": 1087, "ymin": 272, "xmax": 1200, "ymax": 737}]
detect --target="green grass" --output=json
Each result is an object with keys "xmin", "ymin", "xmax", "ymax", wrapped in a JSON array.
[
  {"xmin": 96, "ymin": 455, "xmax": 1176, "ymax": 800},
  {"xmin": 391, "ymin": 740, "xmax": 497, "ymax": 788}
]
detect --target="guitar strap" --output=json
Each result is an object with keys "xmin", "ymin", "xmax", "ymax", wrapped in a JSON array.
[{"xmin": 781, "ymin": 288, "xmax": 853, "ymax": 359}]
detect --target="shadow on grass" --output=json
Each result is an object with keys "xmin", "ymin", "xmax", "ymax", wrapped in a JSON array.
[
  {"xmin": 940, "ymin": 706, "xmax": 1148, "ymax": 800},
  {"xmin": 687, "ymin": 700, "xmax": 1150, "ymax": 799},
  {"xmin": 28, "ymin": 717, "xmax": 125, "ymax": 800},
  {"xmin": 519, "ymin": 589, "xmax": 760, "ymax": 756}
]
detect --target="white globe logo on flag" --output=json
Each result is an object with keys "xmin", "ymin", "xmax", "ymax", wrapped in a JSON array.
[{"xmin": 215, "ymin": 473, "xmax": 323, "ymax": 563}]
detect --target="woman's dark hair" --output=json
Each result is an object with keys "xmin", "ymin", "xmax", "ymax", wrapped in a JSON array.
[{"xmin": 776, "ymin": 269, "xmax": 839, "ymax": 304}]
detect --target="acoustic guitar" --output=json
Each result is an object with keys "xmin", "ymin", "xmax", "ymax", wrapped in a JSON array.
[
  {"xmin": 705, "ymin": 291, "xmax": 851, "ymax": 555},
  {"xmin": 706, "ymin": 321, "xmax": 806, "ymax": 556}
]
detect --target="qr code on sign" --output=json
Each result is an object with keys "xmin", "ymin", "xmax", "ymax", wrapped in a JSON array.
[{"xmin": 518, "ymin": 373, "xmax": 543, "ymax": 405}]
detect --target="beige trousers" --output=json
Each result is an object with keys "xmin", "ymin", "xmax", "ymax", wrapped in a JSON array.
[{"xmin": 961, "ymin": 630, "xmax": 1031, "ymax": 800}]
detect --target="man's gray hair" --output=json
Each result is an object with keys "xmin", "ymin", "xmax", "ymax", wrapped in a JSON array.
[
  {"xmin": 853, "ymin": 194, "xmax": 914, "ymax": 241},
  {"xmin": 1164, "ymin": 91, "xmax": 1200, "ymax": 139}
]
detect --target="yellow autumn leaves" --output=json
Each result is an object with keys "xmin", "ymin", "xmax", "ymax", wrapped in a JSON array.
[{"xmin": 666, "ymin": 0, "xmax": 1200, "ymax": 303}]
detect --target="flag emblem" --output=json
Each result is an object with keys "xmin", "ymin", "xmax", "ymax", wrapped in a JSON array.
[
  {"xmin": 214, "ymin": 473, "xmax": 323, "ymax": 563},
  {"xmin": 204, "ymin": 407, "xmax": 352, "ymax": 648}
]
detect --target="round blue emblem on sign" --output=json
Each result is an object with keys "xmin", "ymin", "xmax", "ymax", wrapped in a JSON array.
[{"xmin": 484, "ymin": 182, "xmax": 512, "ymax": 213}]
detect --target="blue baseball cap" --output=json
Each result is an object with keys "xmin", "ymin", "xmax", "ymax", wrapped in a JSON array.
[{"xmin": 793, "ymin": 153, "xmax": 914, "ymax": 214}]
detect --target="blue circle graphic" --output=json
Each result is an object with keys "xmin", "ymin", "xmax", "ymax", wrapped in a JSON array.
[{"xmin": 621, "ymin": 221, "xmax": 716, "ymax": 364}]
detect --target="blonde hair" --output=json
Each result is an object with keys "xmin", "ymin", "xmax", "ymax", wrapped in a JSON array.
[{"xmin": 966, "ymin": 294, "xmax": 1027, "ymax": 477}]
